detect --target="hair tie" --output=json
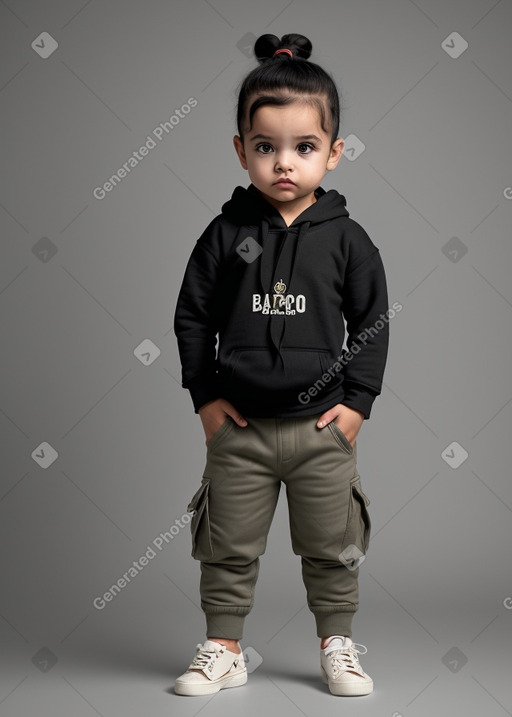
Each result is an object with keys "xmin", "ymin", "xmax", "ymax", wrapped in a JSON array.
[{"xmin": 273, "ymin": 48, "xmax": 293, "ymax": 58}]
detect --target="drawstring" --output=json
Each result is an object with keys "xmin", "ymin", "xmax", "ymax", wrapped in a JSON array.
[
  {"xmin": 263, "ymin": 220, "xmax": 310, "ymax": 368},
  {"xmin": 258, "ymin": 218, "xmax": 271, "ymax": 296},
  {"xmin": 286, "ymin": 220, "xmax": 309, "ymax": 297}
]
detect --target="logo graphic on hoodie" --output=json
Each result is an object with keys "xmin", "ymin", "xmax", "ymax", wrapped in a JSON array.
[{"xmin": 252, "ymin": 279, "xmax": 306, "ymax": 316}]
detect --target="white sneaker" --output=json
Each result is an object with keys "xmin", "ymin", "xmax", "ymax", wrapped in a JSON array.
[
  {"xmin": 320, "ymin": 636, "xmax": 373, "ymax": 696},
  {"xmin": 174, "ymin": 640, "xmax": 247, "ymax": 696}
]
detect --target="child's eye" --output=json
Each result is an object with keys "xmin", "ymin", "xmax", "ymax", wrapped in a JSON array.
[
  {"xmin": 297, "ymin": 143, "xmax": 314, "ymax": 154},
  {"xmin": 256, "ymin": 143, "xmax": 274, "ymax": 154}
]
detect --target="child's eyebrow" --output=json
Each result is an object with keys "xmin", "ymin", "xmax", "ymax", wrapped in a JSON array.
[{"xmin": 249, "ymin": 133, "xmax": 322, "ymax": 143}]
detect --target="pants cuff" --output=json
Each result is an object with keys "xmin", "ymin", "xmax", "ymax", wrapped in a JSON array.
[
  {"xmin": 204, "ymin": 609, "xmax": 248, "ymax": 641},
  {"xmin": 312, "ymin": 606, "xmax": 356, "ymax": 639}
]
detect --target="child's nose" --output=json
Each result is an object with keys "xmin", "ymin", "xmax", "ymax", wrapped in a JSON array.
[{"xmin": 275, "ymin": 152, "xmax": 294, "ymax": 171}]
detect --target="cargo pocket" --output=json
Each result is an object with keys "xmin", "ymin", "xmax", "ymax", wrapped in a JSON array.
[
  {"xmin": 338, "ymin": 477, "xmax": 371, "ymax": 571},
  {"xmin": 186, "ymin": 479, "xmax": 214, "ymax": 561}
]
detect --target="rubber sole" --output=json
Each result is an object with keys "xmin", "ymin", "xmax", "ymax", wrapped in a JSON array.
[
  {"xmin": 320, "ymin": 665, "xmax": 373, "ymax": 696},
  {"xmin": 175, "ymin": 669, "xmax": 248, "ymax": 696}
]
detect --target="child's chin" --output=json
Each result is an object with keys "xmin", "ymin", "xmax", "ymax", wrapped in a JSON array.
[{"xmin": 267, "ymin": 187, "xmax": 299, "ymax": 200}]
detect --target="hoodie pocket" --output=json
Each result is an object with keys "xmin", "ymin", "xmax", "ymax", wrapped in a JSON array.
[
  {"xmin": 186, "ymin": 480, "xmax": 214, "ymax": 561},
  {"xmin": 225, "ymin": 347, "xmax": 334, "ymax": 401},
  {"xmin": 339, "ymin": 476, "xmax": 371, "ymax": 571}
]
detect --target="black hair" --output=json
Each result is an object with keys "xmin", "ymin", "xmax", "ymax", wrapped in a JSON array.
[{"xmin": 235, "ymin": 33, "xmax": 341, "ymax": 147}]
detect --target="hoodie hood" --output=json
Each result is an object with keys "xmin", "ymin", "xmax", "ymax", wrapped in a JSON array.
[
  {"xmin": 221, "ymin": 182, "xmax": 349, "ymax": 227},
  {"xmin": 221, "ymin": 184, "xmax": 350, "ymax": 363}
]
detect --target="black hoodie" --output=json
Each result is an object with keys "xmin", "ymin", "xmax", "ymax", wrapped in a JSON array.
[{"xmin": 174, "ymin": 183, "xmax": 389, "ymax": 419}]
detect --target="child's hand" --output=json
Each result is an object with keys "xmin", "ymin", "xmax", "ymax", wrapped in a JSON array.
[
  {"xmin": 198, "ymin": 398, "xmax": 248, "ymax": 446},
  {"xmin": 316, "ymin": 403, "xmax": 364, "ymax": 446}
]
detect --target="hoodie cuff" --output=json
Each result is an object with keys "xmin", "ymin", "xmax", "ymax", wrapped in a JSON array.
[
  {"xmin": 341, "ymin": 382, "xmax": 379, "ymax": 420},
  {"xmin": 185, "ymin": 374, "xmax": 221, "ymax": 414}
]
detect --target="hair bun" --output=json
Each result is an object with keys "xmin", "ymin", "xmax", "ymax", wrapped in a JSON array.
[{"xmin": 254, "ymin": 33, "xmax": 312, "ymax": 63}]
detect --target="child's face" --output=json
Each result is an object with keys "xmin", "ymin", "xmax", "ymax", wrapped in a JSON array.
[{"xmin": 233, "ymin": 97, "xmax": 344, "ymax": 214}]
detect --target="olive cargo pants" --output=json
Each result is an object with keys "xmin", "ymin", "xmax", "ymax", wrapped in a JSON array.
[{"xmin": 186, "ymin": 413, "xmax": 371, "ymax": 640}]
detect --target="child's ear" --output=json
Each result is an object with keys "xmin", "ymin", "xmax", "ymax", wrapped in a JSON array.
[
  {"xmin": 233, "ymin": 135, "xmax": 248, "ymax": 170},
  {"xmin": 326, "ymin": 138, "xmax": 345, "ymax": 170}
]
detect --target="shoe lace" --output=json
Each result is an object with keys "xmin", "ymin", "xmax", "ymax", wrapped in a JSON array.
[
  {"xmin": 328, "ymin": 643, "xmax": 368, "ymax": 676},
  {"xmin": 190, "ymin": 643, "xmax": 223, "ymax": 671}
]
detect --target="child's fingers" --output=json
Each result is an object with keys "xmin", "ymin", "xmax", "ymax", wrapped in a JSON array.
[
  {"xmin": 317, "ymin": 406, "xmax": 340, "ymax": 428},
  {"xmin": 226, "ymin": 405, "xmax": 248, "ymax": 426}
]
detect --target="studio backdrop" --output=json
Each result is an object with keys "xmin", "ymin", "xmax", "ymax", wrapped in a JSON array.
[{"xmin": 1, "ymin": 1, "xmax": 511, "ymax": 716}]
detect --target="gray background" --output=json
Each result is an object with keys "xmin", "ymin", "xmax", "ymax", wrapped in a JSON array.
[{"xmin": 1, "ymin": 0, "xmax": 511, "ymax": 715}]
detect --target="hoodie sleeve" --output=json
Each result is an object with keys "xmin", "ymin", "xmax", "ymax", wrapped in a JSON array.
[
  {"xmin": 340, "ymin": 223, "xmax": 389, "ymax": 419},
  {"xmin": 173, "ymin": 218, "xmax": 223, "ymax": 413}
]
